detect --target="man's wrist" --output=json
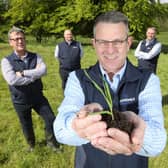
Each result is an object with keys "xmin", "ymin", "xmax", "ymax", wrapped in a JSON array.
[{"xmin": 20, "ymin": 71, "xmax": 24, "ymax": 77}]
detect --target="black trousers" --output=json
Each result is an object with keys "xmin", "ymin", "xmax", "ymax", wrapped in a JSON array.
[
  {"xmin": 59, "ymin": 68, "xmax": 71, "ymax": 90},
  {"xmin": 138, "ymin": 59, "xmax": 157, "ymax": 74},
  {"xmin": 13, "ymin": 96, "xmax": 56, "ymax": 147}
]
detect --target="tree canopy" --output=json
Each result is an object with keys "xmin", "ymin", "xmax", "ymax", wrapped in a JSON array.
[{"xmin": 0, "ymin": 0, "xmax": 167, "ymax": 42}]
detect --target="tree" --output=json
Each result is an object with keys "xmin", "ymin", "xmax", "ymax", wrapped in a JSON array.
[
  {"xmin": 123, "ymin": 0, "xmax": 168, "ymax": 39},
  {"xmin": 1, "ymin": 0, "xmax": 168, "ymax": 42},
  {"xmin": 3, "ymin": 0, "xmax": 63, "ymax": 42},
  {"xmin": 49, "ymin": 0, "xmax": 98, "ymax": 36}
]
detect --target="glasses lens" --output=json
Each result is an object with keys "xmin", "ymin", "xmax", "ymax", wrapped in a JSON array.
[
  {"xmin": 10, "ymin": 37, "xmax": 25, "ymax": 42},
  {"xmin": 95, "ymin": 36, "xmax": 128, "ymax": 48}
]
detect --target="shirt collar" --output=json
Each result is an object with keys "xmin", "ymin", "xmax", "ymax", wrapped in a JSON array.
[
  {"xmin": 65, "ymin": 40, "xmax": 73, "ymax": 45},
  {"xmin": 146, "ymin": 38, "xmax": 155, "ymax": 44},
  {"xmin": 99, "ymin": 60, "xmax": 127, "ymax": 82},
  {"xmin": 14, "ymin": 51, "xmax": 28, "ymax": 59}
]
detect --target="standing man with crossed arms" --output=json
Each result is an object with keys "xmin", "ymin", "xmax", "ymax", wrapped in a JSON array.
[
  {"xmin": 1, "ymin": 26, "xmax": 60, "ymax": 152},
  {"xmin": 135, "ymin": 27, "xmax": 162, "ymax": 74}
]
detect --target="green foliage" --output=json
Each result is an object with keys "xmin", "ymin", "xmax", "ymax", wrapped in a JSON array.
[
  {"xmin": 51, "ymin": 0, "xmax": 98, "ymax": 36},
  {"xmin": 98, "ymin": 0, "xmax": 119, "ymax": 13},
  {"xmin": 1, "ymin": 0, "xmax": 168, "ymax": 41},
  {"xmin": 123, "ymin": 0, "xmax": 168, "ymax": 39}
]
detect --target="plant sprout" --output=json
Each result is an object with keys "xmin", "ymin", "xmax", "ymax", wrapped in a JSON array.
[{"xmin": 84, "ymin": 70, "xmax": 114, "ymax": 120}]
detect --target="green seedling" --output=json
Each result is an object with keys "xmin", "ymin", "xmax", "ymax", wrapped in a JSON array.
[{"xmin": 84, "ymin": 70, "xmax": 114, "ymax": 120}]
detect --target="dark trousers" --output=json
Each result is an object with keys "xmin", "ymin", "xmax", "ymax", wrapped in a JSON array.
[
  {"xmin": 59, "ymin": 68, "xmax": 71, "ymax": 90},
  {"xmin": 138, "ymin": 59, "xmax": 157, "ymax": 74},
  {"xmin": 13, "ymin": 96, "xmax": 56, "ymax": 147}
]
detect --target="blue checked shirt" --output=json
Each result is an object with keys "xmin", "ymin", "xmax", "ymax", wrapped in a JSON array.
[{"xmin": 53, "ymin": 61, "xmax": 167, "ymax": 157}]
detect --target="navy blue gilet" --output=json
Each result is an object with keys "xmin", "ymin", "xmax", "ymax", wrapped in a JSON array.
[
  {"xmin": 6, "ymin": 52, "xmax": 43, "ymax": 104},
  {"xmin": 75, "ymin": 60, "xmax": 151, "ymax": 168},
  {"xmin": 138, "ymin": 38, "xmax": 160, "ymax": 73},
  {"xmin": 58, "ymin": 40, "xmax": 81, "ymax": 71}
]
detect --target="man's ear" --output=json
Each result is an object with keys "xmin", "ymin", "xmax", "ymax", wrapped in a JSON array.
[
  {"xmin": 127, "ymin": 36, "xmax": 133, "ymax": 49},
  {"xmin": 91, "ymin": 38, "xmax": 95, "ymax": 48},
  {"xmin": 9, "ymin": 40, "xmax": 13, "ymax": 47}
]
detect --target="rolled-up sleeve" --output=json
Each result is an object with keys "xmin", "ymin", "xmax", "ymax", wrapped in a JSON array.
[{"xmin": 136, "ymin": 74, "xmax": 167, "ymax": 157}]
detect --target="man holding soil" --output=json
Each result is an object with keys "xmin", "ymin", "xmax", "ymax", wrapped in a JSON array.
[{"xmin": 53, "ymin": 11, "xmax": 166, "ymax": 168}]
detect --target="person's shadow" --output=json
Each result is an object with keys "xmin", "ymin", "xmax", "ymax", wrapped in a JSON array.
[{"xmin": 162, "ymin": 94, "xmax": 168, "ymax": 106}]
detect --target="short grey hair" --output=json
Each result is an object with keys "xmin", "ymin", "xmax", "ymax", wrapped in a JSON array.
[
  {"xmin": 147, "ymin": 27, "xmax": 156, "ymax": 33},
  {"xmin": 93, "ymin": 11, "xmax": 129, "ymax": 37},
  {"xmin": 8, "ymin": 26, "xmax": 25, "ymax": 39}
]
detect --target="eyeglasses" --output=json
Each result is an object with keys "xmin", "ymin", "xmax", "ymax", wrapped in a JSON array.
[
  {"xmin": 95, "ymin": 36, "xmax": 128, "ymax": 48},
  {"xmin": 10, "ymin": 37, "xmax": 25, "ymax": 42}
]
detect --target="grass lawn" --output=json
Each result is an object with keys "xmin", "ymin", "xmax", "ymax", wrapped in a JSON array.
[{"xmin": 0, "ymin": 33, "xmax": 168, "ymax": 168}]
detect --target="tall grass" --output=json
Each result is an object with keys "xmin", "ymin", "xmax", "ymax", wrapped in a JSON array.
[{"xmin": 0, "ymin": 33, "xmax": 168, "ymax": 168}]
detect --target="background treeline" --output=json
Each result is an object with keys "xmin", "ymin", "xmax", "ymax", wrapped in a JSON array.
[{"xmin": 0, "ymin": 0, "xmax": 168, "ymax": 42}]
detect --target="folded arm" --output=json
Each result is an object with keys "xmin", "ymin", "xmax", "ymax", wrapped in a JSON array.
[
  {"xmin": 23, "ymin": 54, "xmax": 47, "ymax": 80},
  {"xmin": 135, "ymin": 41, "xmax": 161, "ymax": 60},
  {"xmin": 1, "ymin": 54, "xmax": 46, "ymax": 86}
]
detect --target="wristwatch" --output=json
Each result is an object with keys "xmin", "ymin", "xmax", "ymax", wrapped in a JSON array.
[{"xmin": 20, "ymin": 71, "xmax": 24, "ymax": 77}]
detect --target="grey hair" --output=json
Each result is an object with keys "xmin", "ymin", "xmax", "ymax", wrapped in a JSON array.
[
  {"xmin": 8, "ymin": 26, "xmax": 25, "ymax": 39},
  {"xmin": 93, "ymin": 11, "xmax": 129, "ymax": 37},
  {"xmin": 147, "ymin": 27, "xmax": 156, "ymax": 33}
]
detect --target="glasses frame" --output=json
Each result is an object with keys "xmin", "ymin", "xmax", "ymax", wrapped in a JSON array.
[
  {"xmin": 95, "ymin": 36, "xmax": 128, "ymax": 48},
  {"xmin": 10, "ymin": 37, "xmax": 25, "ymax": 42}
]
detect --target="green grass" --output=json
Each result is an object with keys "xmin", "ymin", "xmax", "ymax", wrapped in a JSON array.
[{"xmin": 0, "ymin": 34, "xmax": 168, "ymax": 168}]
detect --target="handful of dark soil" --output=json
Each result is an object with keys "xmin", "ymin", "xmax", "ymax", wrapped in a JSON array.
[
  {"xmin": 85, "ymin": 103, "xmax": 134, "ymax": 135},
  {"xmin": 100, "ymin": 111, "xmax": 134, "ymax": 135}
]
